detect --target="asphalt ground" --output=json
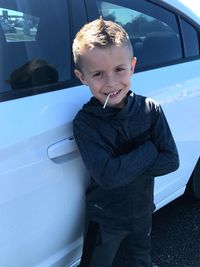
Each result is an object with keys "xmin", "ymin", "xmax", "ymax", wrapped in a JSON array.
[{"xmin": 112, "ymin": 195, "xmax": 200, "ymax": 267}]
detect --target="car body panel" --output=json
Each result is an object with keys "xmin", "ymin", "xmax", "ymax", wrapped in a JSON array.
[
  {"xmin": 133, "ymin": 59, "xmax": 200, "ymax": 208},
  {"xmin": 0, "ymin": 87, "xmax": 91, "ymax": 266}
]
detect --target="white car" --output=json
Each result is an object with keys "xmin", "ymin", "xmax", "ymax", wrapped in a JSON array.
[{"xmin": 0, "ymin": 0, "xmax": 199, "ymax": 266}]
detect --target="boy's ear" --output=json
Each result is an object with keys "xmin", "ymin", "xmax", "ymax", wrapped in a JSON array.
[
  {"xmin": 130, "ymin": 57, "xmax": 137, "ymax": 74},
  {"xmin": 74, "ymin": 69, "xmax": 88, "ymax": 86}
]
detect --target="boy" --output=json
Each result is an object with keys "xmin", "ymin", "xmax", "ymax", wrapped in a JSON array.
[{"xmin": 73, "ymin": 18, "xmax": 179, "ymax": 267}]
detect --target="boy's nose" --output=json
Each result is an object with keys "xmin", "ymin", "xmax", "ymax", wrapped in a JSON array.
[{"xmin": 105, "ymin": 74, "xmax": 117, "ymax": 88}]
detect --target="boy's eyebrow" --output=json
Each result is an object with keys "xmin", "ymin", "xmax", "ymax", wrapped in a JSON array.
[
  {"xmin": 115, "ymin": 64, "xmax": 127, "ymax": 68},
  {"xmin": 89, "ymin": 64, "xmax": 128, "ymax": 74}
]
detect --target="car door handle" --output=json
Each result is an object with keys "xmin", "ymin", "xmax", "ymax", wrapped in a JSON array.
[{"xmin": 47, "ymin": 137, "xmax": 78, "ymax": 159}]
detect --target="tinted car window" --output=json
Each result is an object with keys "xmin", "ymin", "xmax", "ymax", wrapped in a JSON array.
[
  {"xmin": 181, "ymin": 18, "xmax": 200, "ymax": 57},
  {"xmin": 86, "ymin": 0, "xmax": 183, "ymax": 68},
  {"xmin": 0, "ymin": 0, "xmax": 70, "ymax": 95}
]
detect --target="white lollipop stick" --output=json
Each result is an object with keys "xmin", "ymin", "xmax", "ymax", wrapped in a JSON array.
[{"xmin": 103, "ymin": 94, "xmax": 110, "ymax": 109}]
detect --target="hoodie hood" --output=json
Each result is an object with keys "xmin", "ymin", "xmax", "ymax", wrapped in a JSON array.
[{"xmin": 82, "ymin": 91, "xmax": 142, "ymax": 120}]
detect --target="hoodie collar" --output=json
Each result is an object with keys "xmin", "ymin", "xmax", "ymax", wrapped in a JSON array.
[{"xmin": 82, "ymin": 91, "xmax": 142, "ymax": 120}]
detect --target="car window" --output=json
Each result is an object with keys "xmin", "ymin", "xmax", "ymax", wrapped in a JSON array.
[
  {"xmin": 0, "ymin": 0, "xmax": 70, "ymax": 98},
  {"xmin": 86, "ymin": 0, "xmax": 183, "ymax": 69},
  {"xmin": 180, "ymin": 18, "xmax": 200, "ymax": 57}
]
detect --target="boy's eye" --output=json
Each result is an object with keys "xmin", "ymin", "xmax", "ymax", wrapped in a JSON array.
[
  {"xmin": 116, "ymin": 67, "xmax": 125, "ymax": 72},
  {"xmin": 93, "ymin": 72, "xmax": 102, "ymax": 78}
]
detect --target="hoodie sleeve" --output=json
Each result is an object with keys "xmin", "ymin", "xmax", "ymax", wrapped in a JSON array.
[
  {"xmin": 144, "ymin": 102, "xmax": 179, "ymax": 177},
  {"xmin": 73, "ymin": 113, "xmax": 158, "ymax": 189}
]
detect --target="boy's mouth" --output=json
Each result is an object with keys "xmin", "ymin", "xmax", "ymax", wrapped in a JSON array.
[{"xmin": 104, "ymin": 89, "xmax": 121, "ymax": 97}]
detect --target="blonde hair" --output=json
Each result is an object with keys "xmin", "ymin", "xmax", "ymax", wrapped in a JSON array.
[{"xmin": 72, "ymin": 17, "xmax": 133, "ymax": 70}]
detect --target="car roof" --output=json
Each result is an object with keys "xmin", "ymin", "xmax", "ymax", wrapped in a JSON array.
[{"xmin": 161, "ymin": 0, "xmax": 200, "ymax": 25}]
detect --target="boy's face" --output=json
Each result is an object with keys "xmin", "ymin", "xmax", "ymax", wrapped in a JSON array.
[{"xmin": 75, "ymin": 45, "xmax": 136, "ymax": 109}]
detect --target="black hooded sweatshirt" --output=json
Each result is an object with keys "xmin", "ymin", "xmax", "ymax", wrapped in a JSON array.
[{"xmin": 73, "ymin": 92, "xmax": 179, "ymax": 229}]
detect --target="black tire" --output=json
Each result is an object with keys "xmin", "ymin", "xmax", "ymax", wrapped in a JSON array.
[{"xmin": 186, "ymin": 158, "xmax": 200, "ymax": 199}]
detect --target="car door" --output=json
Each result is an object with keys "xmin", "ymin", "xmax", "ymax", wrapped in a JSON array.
[
  {"xmin": 85, "ymin": 0, "xmax": 200, "ymax": 209},
  {"xmin": 0, "ymin": 0, "xmax": 90, "ymax": 266}
]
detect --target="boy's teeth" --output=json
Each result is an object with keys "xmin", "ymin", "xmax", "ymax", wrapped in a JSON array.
[
  {"xmin": 110, "ymin": 91, "xmax": 118, "ymax": 96},
  {"xmin": 105, "ymin": 90, "xmax": 120, "ymax": 96}
]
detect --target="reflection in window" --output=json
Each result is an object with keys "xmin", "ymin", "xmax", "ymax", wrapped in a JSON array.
[
  {"xmin": 97, "ymin": 1, "xmax": 182, "ymax": 67},
  {"xmin": 8, "ymin": 59, "xmax": 59, "ymax": 90},
  {"xmin": 97, "ymin": 2, "xmax": 173, "ymax": 37},
  {"xmin": 0, "ymin": 0, "xmax": 71, "ymax": 98},
  {"xmin": 0, "ymin": 8, "xmax": 39, "ymax": 42}
]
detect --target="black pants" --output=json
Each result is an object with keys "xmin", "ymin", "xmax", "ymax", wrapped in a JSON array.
[{"xmin": 79, "ymin": 214, "xmax": 153, "ymax": 267}]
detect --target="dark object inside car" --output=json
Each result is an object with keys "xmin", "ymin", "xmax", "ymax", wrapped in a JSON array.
[{"xmin": 8, "ymin": 59, "xmax": 58, "ymax": 90}]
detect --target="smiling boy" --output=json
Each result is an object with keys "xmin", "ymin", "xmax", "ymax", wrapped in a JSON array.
[
  {"xmin": 74, "ymin": 43, "xmax": 135, "ymax": 109},
  {"xmin": 73, "ymin": 18, "xmax": 179, "ymax": 267}
]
